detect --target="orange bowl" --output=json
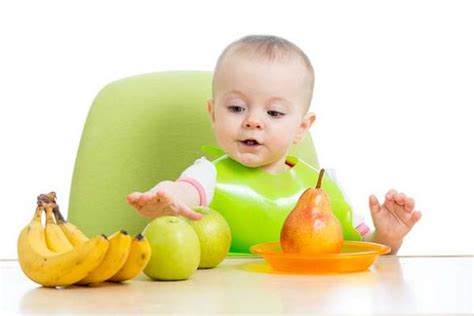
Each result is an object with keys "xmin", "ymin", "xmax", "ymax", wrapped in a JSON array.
[{"xmin": 250, "ymin": 241, "xmax": 391, "ymax": 274}]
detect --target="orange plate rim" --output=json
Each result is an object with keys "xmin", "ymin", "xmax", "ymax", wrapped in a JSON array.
[{"xmin": 250, "ymin": 241, "xmax": 391, "ymax": 259}]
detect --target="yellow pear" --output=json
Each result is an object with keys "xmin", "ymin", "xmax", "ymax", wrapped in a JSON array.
[{"xmin": 280, "ymin": 169, "xmax": 343, "ymax": 255}]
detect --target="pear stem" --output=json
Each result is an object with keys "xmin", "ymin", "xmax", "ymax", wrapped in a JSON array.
[{"xmin": 316, "ymin": 168, "xmax": 325, "ymax": 189}]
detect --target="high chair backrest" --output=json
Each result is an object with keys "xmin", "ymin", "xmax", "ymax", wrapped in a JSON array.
[{"xmin": 68, "ymin": 71, "xmax": 319, "ymax": 236}]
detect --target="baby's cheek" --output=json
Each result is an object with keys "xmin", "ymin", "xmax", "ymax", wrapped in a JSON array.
[
  {"xmin": 272, "ymin": 133, "xmax": 293, "ymax": 149},
  {"xmin": 215, "ymin": 127, "xmax": 234, "ymax": 148},
  {"xmin": 213, "ymin": 124, "xmax": 225, "ymax": 137}
]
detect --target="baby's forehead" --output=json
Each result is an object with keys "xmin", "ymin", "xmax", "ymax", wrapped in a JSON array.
[
  {"xmin": 214, "ymin": 52, "xmax": 312, "ymax": 94},
  {"xmin": 215, "ymin": 51, "xmax": 313, "ymax": 93},
  {"xmin": 212, "ymin": 39, "xmax": 315, "ymax": 109},
  {"xmin": 219, "ymin": 47, "xmax": 307, "ymax": 71}
]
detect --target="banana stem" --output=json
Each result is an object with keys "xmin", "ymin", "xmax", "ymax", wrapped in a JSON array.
[
  {"xmin": 37, "ymin": 192, "xmax": 56, "ymax": 206},
  {"xmin": 316, "ymin": 168, "xmax": 325, "ymax": 189},
  {"xmin": 44, "ymin": 206, "xmax": 55, "ymax": 224},
  {"xmin": 33, "ymin": 206, "xmax": 44, "ymax": 223},
  {"xmin": 53, "ymin": 205, "xmax": 66, "ymax": 224},
  {"xmin": 37, "ymin": 192, "xmax": 65, "ymax": 223}
]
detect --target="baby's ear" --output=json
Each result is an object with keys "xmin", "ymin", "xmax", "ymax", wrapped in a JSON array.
[
  {"xmin": 293, "ymin": 112, "xmax": 316, "ymax": 144},
  {"xmin": 207, "ymin": 99, "xmax": 216, "ymax": 125}
]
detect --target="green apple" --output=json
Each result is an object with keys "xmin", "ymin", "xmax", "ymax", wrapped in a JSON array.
[
  {"xmin": 142, "ymin": 216, "xmax": 200, "ymax": 280},
  {"xmin": 187, "ymin": 207, "xmax": 231, "ymax": 268}
]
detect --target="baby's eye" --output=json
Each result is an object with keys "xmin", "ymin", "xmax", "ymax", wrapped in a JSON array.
[
  {"xmin": 228, "ymin": 105, "xmax": 245, "ymax": 113},
  {"xmin": 267, "ymin": 110, "xmax": 285, "ymax": 118}
]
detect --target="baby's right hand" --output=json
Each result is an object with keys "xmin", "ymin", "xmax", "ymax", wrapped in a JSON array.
[{"xmin": 127, "ymin": 191, "xmax": 203, "ymax": 220}]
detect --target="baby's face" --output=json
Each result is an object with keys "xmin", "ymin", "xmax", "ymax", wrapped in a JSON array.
[{"xmin": 208, "ymin": 52, "xmax": 315, "ymax": 174}]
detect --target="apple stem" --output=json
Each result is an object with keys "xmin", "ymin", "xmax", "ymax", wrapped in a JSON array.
[{"xmin": 316, "ymin": 169, "xmax": 325, "ymax": 189}]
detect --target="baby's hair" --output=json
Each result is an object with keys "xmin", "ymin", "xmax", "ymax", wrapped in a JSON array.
[{"xmin": 213, "ymin": 35, "xmax": 315, "ymax": 108}]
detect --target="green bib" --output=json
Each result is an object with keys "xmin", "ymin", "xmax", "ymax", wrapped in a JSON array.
[{"xmin": 208, "ymin": 155, "xmax": 362, "ymax": 254}]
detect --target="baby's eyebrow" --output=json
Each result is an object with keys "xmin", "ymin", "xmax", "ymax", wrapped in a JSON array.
[
  {"xmin": 268, "ymin": 96, "xmax": 291, "ymax": 106},
  {"xmin": 224, "ymin": 90, "xmax": 246, "ymax": 98},
  {"xmin": 223, "ymin": 91, "xmax": 291, "ymax": 108}
]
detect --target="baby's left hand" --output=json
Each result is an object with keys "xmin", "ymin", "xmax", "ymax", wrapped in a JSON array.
[{"xmin": 369, "ymin": 189, "xmax": 422, "ymax": 249}]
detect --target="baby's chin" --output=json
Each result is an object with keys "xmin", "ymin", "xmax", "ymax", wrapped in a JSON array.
[
  {"xmin": 230, "ymin": 152, "xmax": 287, "ymax": 171},
  {"xmin": 229, "ymin": 152, "xmax": 265, "ymax": 168},
  {"xmin": 237, "ymin": 160, "xmax": 263, "ymax": 168}
]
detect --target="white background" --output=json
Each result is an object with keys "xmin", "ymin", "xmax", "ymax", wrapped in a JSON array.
[{"xmin": 1, "ymin": 0, "xmax": 473, "ymax": 259}]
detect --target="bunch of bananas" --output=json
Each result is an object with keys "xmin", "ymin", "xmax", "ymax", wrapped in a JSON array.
[{"xmin": 17, "ymin": 192, "xmax": 151, "ymax": 287}]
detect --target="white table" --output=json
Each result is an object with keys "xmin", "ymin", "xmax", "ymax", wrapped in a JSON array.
[{"xmin": 1, "ymin": 256, "xmax": 472, "ymax": 315}]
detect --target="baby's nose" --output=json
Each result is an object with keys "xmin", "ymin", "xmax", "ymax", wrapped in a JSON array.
[
  {"xmin": 245, "ymin": 121, "xmax": 263, "ymax": 129},
  {"xmin": 243, "ymin": 113, "xmax": 264, "ymax": 129}
]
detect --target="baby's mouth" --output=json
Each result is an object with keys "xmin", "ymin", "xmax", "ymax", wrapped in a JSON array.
[{"xmin": 240, "ymin": 139, "xmax": 261, "ymax": 146}]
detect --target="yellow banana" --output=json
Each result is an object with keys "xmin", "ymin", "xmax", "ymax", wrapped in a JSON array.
[
  {"xmin": 77, "ymin": 230, "xmax": 132, "ymax": 285},
  {"xmin": 109, "ymin": 234, "xmax": 152, "ymax": 282},
  {"xmin": 44, "ymin": 205, "xmax": 73, "ymax": 252},
  {"xmin": 17, "ymin": 206, "xmax": 109, "ymax": 287},
  {"xmin": 53, "ymin": 205, "xmax": 89, "ymax": 246}
]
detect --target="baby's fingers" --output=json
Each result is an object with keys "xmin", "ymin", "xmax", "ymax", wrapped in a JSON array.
[
  {"xmin": 404, "ymin": 197, "xmax": 415, "ymax": 212},
  {"xmin": 178, "ymin": 205, "xmax": 203, "ymax": 221},
  {"xmin": 393, "ymin": 192, "xmax": 416, "ymax": 212},
  {"xmin": 385, "ymin": 189, "xmax": 398, "ymax": 201},
  {"xmin": 395, "ymin": 192, "xmax": 407, "ymax": 205},
  {"xmin": 138, "ymin": 191, "xmax": 159, "ymax": 207},
  {"xmin": 127, "ymin": 192, "xmax": 142, "ymax": 204},
  {"xmin": 369, "ymin": 195, "xmax": 381, "ymax": 215},
  {"xmin": 409, "ymin": 210, "xmax": 422, "ymax": 226}
]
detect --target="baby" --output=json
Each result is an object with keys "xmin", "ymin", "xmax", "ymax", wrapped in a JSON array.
[{"xmin": 127, "ymin": 35, "xmax": 422, "ymax": 254}]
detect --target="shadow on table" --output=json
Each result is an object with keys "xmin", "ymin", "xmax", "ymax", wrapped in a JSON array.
[
  {"xmin": 233, "ymin": 257, "xmax": 419, "ymax": 314},
  {"xmin": 18, "ymin": 281, "xmax": 149, "ymax": 314}
]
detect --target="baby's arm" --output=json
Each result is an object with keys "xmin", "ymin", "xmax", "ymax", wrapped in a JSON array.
[
  {"xmin": 127, "ymin": 180, "xmax": 203, "ymax": 220},
  {"xmin": 325, "ymin": 170, "xmax": 421, "ymax": 254},
  {"xmin": 127, "ymin": 157, "xmax": 216, "ymax": 220}
]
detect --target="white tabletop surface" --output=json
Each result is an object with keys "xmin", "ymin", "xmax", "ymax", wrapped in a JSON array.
[{"xmin": 1, "ymin": 256, "xmax": 472, "ymax": 315}]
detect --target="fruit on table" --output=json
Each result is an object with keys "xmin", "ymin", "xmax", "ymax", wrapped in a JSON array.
[
  {"xmin": 44, "ymin": 204, "xmax": 74, "ymax": 253},
  {"xmin": 280, "ymin": 169, "xmax": 344, "ymax": 255},
  {"xmin": 51, "ymin": 192, "xmax": 151, "ymax": 284},
  {"xmin": 17, "ymin": 205, "xmax": 109, "ymax": 287},
  {"xmin": 143, "ymin": 216, "xmax": 200, "ymax": 281},
  {"xmin": 76, "ymin": 230, "xmax": 132, "ymax": 285},
  {"xmin": 54, "ymin": 205, "xmax": 89, "ymax": 246},
  {"xmin": 17, "ymin": 192, "xmax": 151, "ymax": 287},
  {"xmin": 187, "ymin": 207, "xmax": 231, "ymax": 268},
  {"xmin": 109, "ymin": 233, "xmax": 152, "ymax": 282}
]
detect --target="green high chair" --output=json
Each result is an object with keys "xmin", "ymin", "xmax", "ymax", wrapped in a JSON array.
[{"xmin": 67, "ymin": 71, "xmax": 319, "ymax": 238}]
